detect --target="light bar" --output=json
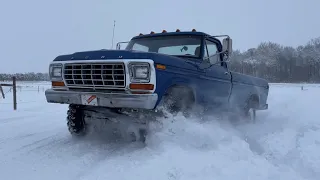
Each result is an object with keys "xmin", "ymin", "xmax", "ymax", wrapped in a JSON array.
[{"xmin": 138, "ymin": 29, "xmax": 198, "ymax": 36}]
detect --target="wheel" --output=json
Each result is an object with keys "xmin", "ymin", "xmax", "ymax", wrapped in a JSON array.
[
  {"xmin": 247, "ymin": 108, "xmax": 256, "ymax": 122},
  {"xmin": 139, "ymin": 129, "xmax": 147, "ymax": 143},
  {"xmin": 126, "ymin": 128, "xmax": 147, "ymax": 143},
  {"xmin": 242, "ymin": 96, "xmax": 259, "ymax": 123},
  {"xmin": 67, "ymin": 104, "xmax": 87, "ymax": 137},
  {"xmin": 161, "ymin": 86, "xmax": 195, "ymax": 117}
]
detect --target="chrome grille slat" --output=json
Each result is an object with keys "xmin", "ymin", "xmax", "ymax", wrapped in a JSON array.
[
  {"xmin": 69, "ymin": 69, "xmax": 124, "ymax": 70},
  {"xmin": 64, "ymin": 79, "xmax": 124, "ymax": 81},
  {"xmin": 90, "ymin": 64, "xmax": 95, "ymax": 89},
  {"xmin": 71, "ymin": 64, "xmax": 76, "ymax": 85},
  {"xmin": 65, "ymin": 74, "xmax": 124, "ymax": 76},
  {"xmin": 80, "ymin": 65, "xmax": 85, "ymax": 85},
  {"xmin": 64, "ymin": 62, "xmax": 126, "ymax": 90}
]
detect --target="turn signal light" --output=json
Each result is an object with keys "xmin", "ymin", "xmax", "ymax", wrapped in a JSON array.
[
  {"xmin": 52, "ymin": 81, "xmax": 65, "ymax": 87},
  {"xmin": 156, "ymin": 64, "xmax": 166, "ymax": 70},
  {"xmin": 129, "ymin": 83, "xmax": 154, "ymax": 90}
]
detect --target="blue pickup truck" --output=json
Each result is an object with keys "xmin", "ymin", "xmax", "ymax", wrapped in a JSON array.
[{"xmin": 45, "ymin": 29, "xmax": 269, "ymax": 142}]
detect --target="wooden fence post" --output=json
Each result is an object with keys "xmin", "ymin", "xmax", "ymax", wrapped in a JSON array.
[
  {"xmin": 0, "ymin": 85, "xmax": 4, "ymax": 99},
  {"xmin": 0, "ymin": 78, "xmax": 17, "ymax": 110},
  {"xmin": 13, "ymin": 76, "xmax": 17, "ymax": 110}
]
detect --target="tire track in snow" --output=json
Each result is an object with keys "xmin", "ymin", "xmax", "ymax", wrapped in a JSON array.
[
  {"xmin": 0, "ymin": 114, "xmax": 37, "ymax": 124},
  {"xmin": 0, "ymin": 119, "xmax": 63, "ymax": 142},
  {"xmin": 0, "ymin": 132, "xmax": 38, "ymax": 144},
  {"xmin": 1, "ymin": 132, "xmax": 64, "ymax": 158},
  {"xmin": 0, "ymin": 109, "xmax": 66, "ymax": 125}
]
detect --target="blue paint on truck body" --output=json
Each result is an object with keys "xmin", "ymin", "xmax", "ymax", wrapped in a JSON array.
[{"xmin": 53, "ymin": 31, "xmax": 269, "ymax": 112}]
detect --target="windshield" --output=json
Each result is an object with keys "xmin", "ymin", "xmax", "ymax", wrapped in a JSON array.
[{"xmin": 125, "ymin": 35, "xmax": 202, "ymax": 58}]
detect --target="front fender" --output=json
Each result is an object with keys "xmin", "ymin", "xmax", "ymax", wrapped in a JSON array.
[{"xmin": 154, "ymin": 71, "xmax": 199, "ymax": 107}]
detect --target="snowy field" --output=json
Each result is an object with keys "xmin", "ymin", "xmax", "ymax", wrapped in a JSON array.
[{"xmin": 1, "ymin": 81, "xmax": 320, "ymax": 180}]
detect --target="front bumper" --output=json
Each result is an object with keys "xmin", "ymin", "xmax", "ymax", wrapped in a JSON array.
[{"xmin": 45, "ymin": 89, "xmax": 158, "ymax": 110}]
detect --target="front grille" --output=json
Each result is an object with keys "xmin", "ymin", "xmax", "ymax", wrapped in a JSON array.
[{"xmin": 63, "ymin": 62, "xmax": 126, "ymax": 90}]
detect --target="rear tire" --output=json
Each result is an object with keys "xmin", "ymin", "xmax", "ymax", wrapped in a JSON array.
[
  {"xmin": 247, "ymin": 108, "xmax": 256, "ymax": 122},
  {"xmin": 67, "ymin": 104, "xmax": 87, "ymax": 137},
  {"xmin": 243, "ymin": 96, "xmax": 259, "ymax": 122}
]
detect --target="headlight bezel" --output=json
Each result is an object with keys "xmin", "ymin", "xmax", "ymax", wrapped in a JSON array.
[
  {"xmin": 128, "ymin": 62, "xmax": 151, "ymax": 83},
  {"xmin": 49, "ymin": 63, "xmax": 63, "ymax": 81}
]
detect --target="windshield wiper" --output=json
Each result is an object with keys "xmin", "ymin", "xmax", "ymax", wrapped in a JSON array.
[{"xmin": 174, "ymin": 55, "xmax": 198, "ymax": 58}]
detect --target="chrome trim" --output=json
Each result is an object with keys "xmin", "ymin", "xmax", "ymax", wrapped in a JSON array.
[
  {"xmin": 48, "ymin": 59, "xmax": 157, "ymax": 93},
  {"xmin": 45, "ymin": 89, "xmax": 158, "ymax": 109},
  {"xmin": 63, "ymin": 62, "xmax": 126, "ymax": 90},
  {"xmin": 51, "ymin": 86, "xmax": 68, "ymax": 90}
]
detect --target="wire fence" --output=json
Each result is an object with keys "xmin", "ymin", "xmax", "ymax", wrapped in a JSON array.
[
  {"xmin": 2, "ymin": 86, "xmax": 49, "ymax": 93},
  {"xmin": 0, "ymin": 81, "xmax": 51, "ymax": 107}
]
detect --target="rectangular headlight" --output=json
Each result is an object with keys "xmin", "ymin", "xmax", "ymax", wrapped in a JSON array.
[
  {"xmin": 49, "ymin": 63, "xmax": 63, "ymax": 80},
  {"xmin": 134, "ymin": 66, "xmax": 148, "ymax": 79},
  {"xmin": 52, "ymin": 67, "xmax": 62, "ymax": 77},
  {"xmin": 129, "ymin": 63, "xmax": 150, "ymax": 83}
]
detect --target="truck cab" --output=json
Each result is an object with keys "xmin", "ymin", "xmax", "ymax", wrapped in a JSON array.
[{"xmin": 119, "ymin": 30, "xmax": 234, "ymax": 111}]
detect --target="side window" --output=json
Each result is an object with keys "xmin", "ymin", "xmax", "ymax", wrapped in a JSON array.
[
  {"xmin": 204, "ymin": 40, "xmax": 220, "ymax": 64},
  {"xmin": 132, "ymin": 43, "xmax": 149, "ymax": 52}
]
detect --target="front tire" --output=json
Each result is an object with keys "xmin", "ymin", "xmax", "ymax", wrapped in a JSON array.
[
  {"xmin": 161, "ymin": 86, "xmax": 195, "ymax": 117},
  {"xmin": 67, "ymin": 104, "xmax": 87, "ymax": 137},
  {"xmin": 139, "ymin": 129, "xmax": 147, "ymax": 143}
]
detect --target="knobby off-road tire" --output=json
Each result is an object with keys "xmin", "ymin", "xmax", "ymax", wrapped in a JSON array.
[{"xmin": 67, "ymin": 104, "xmax": 87, "ymax": 137}]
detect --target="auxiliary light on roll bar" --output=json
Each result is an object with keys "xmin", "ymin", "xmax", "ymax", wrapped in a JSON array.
[{"xmin": 137, "ymin": 29, "xmax": 197, "ymax": 35}]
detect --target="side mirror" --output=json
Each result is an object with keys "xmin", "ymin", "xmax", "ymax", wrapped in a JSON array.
[
  {"xmin": 116, "ymin": 41, "xmax": 130, "ymax": 50},
  {"xmin": 116, "ymin": 43, "xmax": 121, "ymax": 50},
  {"xmin": 222, "ymin": 38, "xmax": 232, "ymax": 55}
]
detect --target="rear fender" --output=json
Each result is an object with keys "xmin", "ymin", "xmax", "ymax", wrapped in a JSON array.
[{"xmin": 229, "ymin": 83, "xmax": 260, "ymax": 110}]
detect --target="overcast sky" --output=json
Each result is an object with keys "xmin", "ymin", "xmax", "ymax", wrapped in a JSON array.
[{"xmin": 1, "ymin": 0, "xmax": 319, "ymax": 73}]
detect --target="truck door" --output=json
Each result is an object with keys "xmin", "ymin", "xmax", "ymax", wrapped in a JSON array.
[{"xmin": 202, "ymin": 39, "xmax": 232, "ymax": 110}]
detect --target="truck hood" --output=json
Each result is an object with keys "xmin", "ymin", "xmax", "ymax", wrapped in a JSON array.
[
  {"xmin": 53, "ymin": 49, "xmax": 198, "ymax": 70},
  {"xmin": 53, "ymin": 49, "xmax": 158, "ymax": 61}
]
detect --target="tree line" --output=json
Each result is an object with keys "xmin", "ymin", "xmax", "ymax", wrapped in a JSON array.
[
  {"xmin": 0, "ymin": 73, "xmax": 49, "ymax": 81},
  {"xmin": 228, "ymin": 37, "xmax": 320, "ymax": 83},
  {"xmin": 1, "ymin": 36, "xmax": 320, "ymax": 83}
]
